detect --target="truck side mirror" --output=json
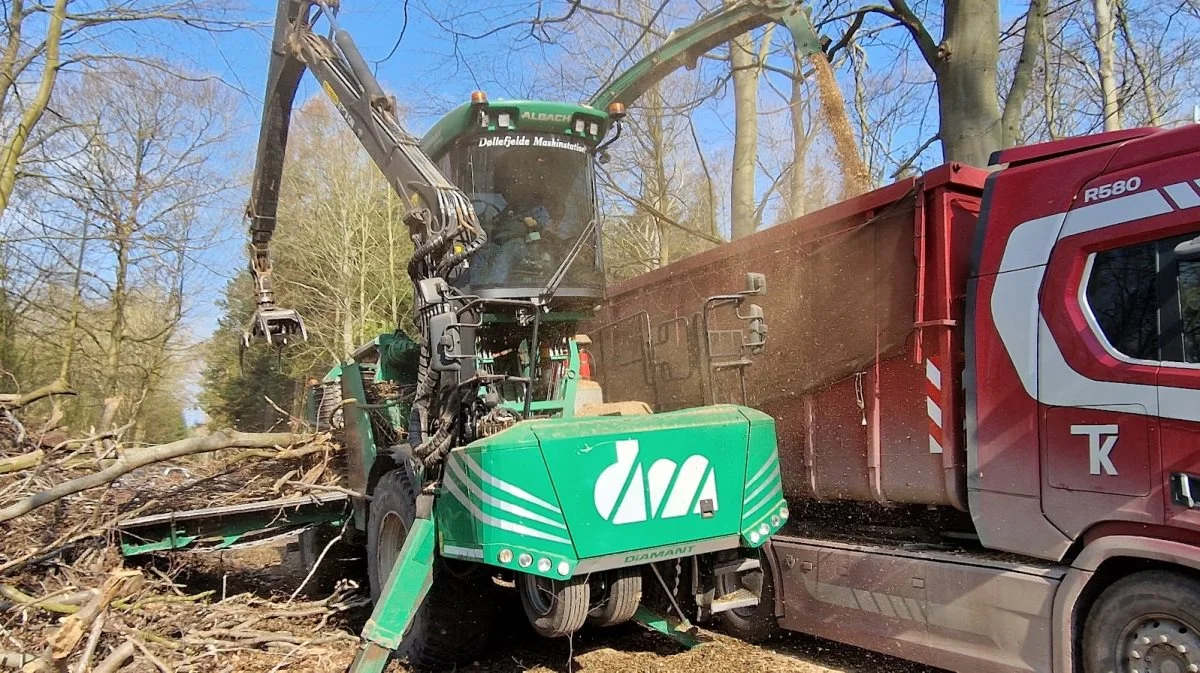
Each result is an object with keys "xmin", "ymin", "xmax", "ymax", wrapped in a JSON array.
[
  {"xmin": 745, "ymin": 272, "xmax": 767, "ymax": 296},
  {"xmin": 746, "ymin": 303, "xmax": 767, "ymax": 354},
  {"xmin": 1176, "ymin": 236, "xmax": 1200, "ymax": 261}
]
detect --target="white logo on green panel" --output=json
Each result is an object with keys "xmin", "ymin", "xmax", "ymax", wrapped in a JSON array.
[{"xmin": 594, "ymin": 439, "xmax": 718, "ymax": 525}]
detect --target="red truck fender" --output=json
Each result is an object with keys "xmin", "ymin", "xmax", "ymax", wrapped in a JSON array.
[{"xmin": 1052, "ymin": 534, "xmax": 1200, "ymax": 672}]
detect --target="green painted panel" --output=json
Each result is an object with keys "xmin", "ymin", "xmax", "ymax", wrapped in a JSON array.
[
  {"xmin": 435, "ymin": 428, "xmax": 579, "ymax": 579},
  {"xmin": 739, "ymin": 412, "xmax": 788, "ymax": 546},
  {"xmin": 422, "ymin": 100, "xmax": 611, "ymax": 159},
  {"xmin": 532, "ymin": 405, "xmax": 751, "ymax": 559}
]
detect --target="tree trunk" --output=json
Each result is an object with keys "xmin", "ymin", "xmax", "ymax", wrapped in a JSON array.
[
  {"xmin": 934, "ymin": 0, "xmax": 1003, "ymax": 166},
  {"xmin": 0, "ymin": 0, "xmax": 26, "ymax": 120},
  {"xmin": 644, "ymin": 85, "xmax": 670, "ymax": 267},
  {"xmin": 1115, "ymin": 0, "xmax": 1160, "ymax": 126},
  {"xmin": 58, "ymin": 220, "xmax": 90, "ymax": 386},
  {"xmin": 1092, "ymin": 0, "xmax": 1122, "ymax": 131},
  {"xmin": 1000, "ymin": 0, "xmax": 1048, "ymax": 148},
  {"xmin": 729, "ymin": 1, "xmax": 759, "ymax": 240},
  {"xmin": 340, "ymin": 204, "xmax": 354, "ymax": 356},
  {"xmin": 787, "ymin": 50, "xmax": 808, "ymax": 220},
  {"xmin": 0, "ymin": 0, "xmax": 66, "ymax": 220},
  {"xmin": 103, "ymin": 224, "xmax": 130, "ymax": 393}
]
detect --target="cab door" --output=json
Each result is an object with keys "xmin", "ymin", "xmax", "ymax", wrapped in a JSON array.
[
  {"xmin": 1036, "ymin": 168, "xmax": 1183, "ymax": 538},
  {"xmin": 1158, "ymin": 232, "xmax": 1200, "ymax": 532},
  {"xmin": 1039, "ymin": 231, "xmax": 1160, "ymax": 537}
]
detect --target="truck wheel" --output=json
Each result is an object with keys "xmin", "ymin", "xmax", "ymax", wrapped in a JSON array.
[
  {"xmin": 367, "ymin": 468, "xmax": 494, "ymax": 670},
  {"xmin": 715, "ymin": 554, "xmax": 779, "ymax": 643},
  {"xmin": 587, "ymin": 567, "xmax": 642, "ymax": 627},
  {"xmin": 1083, "ymin": 569, "xmax": 1200, "ymax": 673},
  {"xmin": 518, "ymin": 573, "xmax": 590, "ymax": 638}
]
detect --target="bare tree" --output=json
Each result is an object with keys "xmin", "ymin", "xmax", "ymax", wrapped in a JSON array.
[
  {"xmin": 1093, "ymin": 0, "xmax": 1123, "ymax": 130},
  {"xmin": 5, "ymin": 62, "xmax": 235, "ymax": 437},
  {"xmin": 0, "ymin": 0, "xmax": 245, "ymax": 221}
]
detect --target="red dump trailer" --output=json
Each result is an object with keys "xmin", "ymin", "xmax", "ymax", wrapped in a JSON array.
[{"xmin": 588, "ymin": 127, "xmax": 1200, "ymax": 673}]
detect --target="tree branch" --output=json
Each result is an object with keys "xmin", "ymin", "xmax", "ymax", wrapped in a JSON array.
[
  {"xmin": 0, "ymin": 378, "xmax": 76, "ymax": 410},
  {"xmin": 886, "ymin": 0, "xmax": 940, "ymax": 69},
  {"xmin": 0, "ymin": 430, "xmax": 306, "ymax": 522}
]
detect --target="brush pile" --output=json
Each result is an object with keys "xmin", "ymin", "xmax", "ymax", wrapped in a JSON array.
[{"xmin": 0, "ymin": 387, "xmax": 365, "ymax": 673}]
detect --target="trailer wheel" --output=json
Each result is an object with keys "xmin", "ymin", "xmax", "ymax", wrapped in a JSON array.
[
  {"xmin": 367, "ymin": 468, "xmax": 494, "ymax": 670},
  {"xmin": 715, "ymin": 553, "xmax": 779, "ymax": 643},
  {"xmin": 1083, "ymin": 569, "xmax": 1200, "ymax": 673},
  {"xmin": 518, "ymin": 572, "xmax": 590, "ymax": 638},
  {"xmin": 587, "ymin": 567, "xmax": 642, "ymax": 627}
]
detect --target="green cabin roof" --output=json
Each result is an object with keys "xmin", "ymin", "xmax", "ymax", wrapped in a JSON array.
[{"xmin": 420, "ymin": 99, "xmax": 613, "ymax": 160}]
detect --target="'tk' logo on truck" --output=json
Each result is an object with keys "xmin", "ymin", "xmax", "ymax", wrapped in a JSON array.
[
  {"xmin": 593, "ymin": 439, "xmax": 718, "ymax": 524},
  {"xmin": 1071, "ymin": 424, "xmax": 1120, "ymax": 476}
]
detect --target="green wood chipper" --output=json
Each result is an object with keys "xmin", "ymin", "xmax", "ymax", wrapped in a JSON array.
[{"xmin": 118, "ymin": 2, "xmax": 822, "ymax": 670}]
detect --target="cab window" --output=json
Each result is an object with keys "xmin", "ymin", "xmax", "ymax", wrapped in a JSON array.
[
  {"xmin": 1084, "ymin": 233, "xmax": 1200, "ymax": 365},
  {"xmin": 1086, "ymin": 240, "xmax": 1160, "ymax": 361}
]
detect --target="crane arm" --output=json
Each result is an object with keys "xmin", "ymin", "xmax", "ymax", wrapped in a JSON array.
[
  {"xmin": 244, "ymin": 0, "xmax": 481, "ymax": 346},
  {"xmin": 588, "ymin": 0, "xmax": 822, "ymax": 111}
]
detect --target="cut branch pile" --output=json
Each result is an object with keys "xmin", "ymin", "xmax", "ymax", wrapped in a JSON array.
[{"xmin": 0, "ymin": 388, "xmax": 365, "ymax": 673}]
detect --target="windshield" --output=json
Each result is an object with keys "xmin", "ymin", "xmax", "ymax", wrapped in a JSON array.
[{"xmin": 441, "ymin": 134, "xmax": 603, "ymax": 297}]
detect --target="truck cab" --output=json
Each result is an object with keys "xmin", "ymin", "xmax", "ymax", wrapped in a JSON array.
[{"xmin": 971, "ymin": 125, "xmax": 1200, "ymax": 560}]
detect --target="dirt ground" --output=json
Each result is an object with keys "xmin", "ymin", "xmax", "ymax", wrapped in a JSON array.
[
  {"xmin": 182, "ymin": 542, "xmax": 941, "ymax": 673},
  {"xmin": 440, "ymin": 618, "xmax": 940, "ymax": 673}
]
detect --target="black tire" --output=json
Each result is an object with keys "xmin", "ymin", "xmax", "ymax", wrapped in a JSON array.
[
  {"xmin": 1083, "ymin": 569, "xmax": 1200, "ymax": 673},
  {"xmin": 314, "ymin": 381, "xmax": 341, "ymax": 431},
  {"xmin": 518, "ymin": 572, "xmax": 590, "ymax": 638},
  {"xmin": 587, "ymin": 567, "xmax": 643, "ymax": 627},
  {"xmin": 367, "ymin": 468, "xmax": 495, "ymax": 670},
  {"xmin": 297, "ymin": 525, "xmax": 338, "ymax": 596},
  {"xmin": 716, "ymin": 554, "xmax": 780, "ymax": 644}
]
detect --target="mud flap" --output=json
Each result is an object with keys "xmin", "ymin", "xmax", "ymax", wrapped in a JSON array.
[
  {"xmin": 347, "ymin": 516, "xmax": 436, "ymax": 673},
  {"xmin": 633, "ymin": 605, "xmax": 702, "ymax": 649}
]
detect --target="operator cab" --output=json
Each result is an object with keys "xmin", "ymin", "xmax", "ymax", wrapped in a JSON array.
[{"xmin": 423, "ymin": 95, "xmax": 613, "ymax": 306}]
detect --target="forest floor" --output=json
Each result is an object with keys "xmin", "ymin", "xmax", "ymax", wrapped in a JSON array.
[
  {"xmin": 1, "ymin": 419, "xmax": 940, "ymax": 673},
  {"xmin": 162, "ymin": 541, "xmax": 940, "ymax": 673}
]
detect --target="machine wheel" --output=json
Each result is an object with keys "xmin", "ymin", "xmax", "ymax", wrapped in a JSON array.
[
  {"xmin": 314, "ymin": 381, "xmax": 342, "ymax": 431},
  {"xmin": 518, "ymin": 572, "xmax": 590, "ymax": 638},
  {"xmin": 367, "ymin": 468, "xmax": 494, "ymax": 670},
  {"xmin": 296, "ymin": 525, "xmax": 341, "ymax": 596},
  {"xmin": 1083, "ymin": 569, "xmax": 1200, "ymax": 673},
  {"xmin": 587, "ymin": 567, "xmax": 643, "ymax": 627},
  {"xmin": 715, "ymin": 553, "xmax": 779, "ymax": 643}
]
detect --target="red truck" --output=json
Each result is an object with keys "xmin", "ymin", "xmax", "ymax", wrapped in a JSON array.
[{"xmin": 588, "ymin": 125, "xmax": 1200, "ymax": 673}]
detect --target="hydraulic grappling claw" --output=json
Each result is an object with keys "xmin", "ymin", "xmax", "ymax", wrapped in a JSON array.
[{"xmin": 242, "ymin": 244, "xmax": 308, "ymax": 348}]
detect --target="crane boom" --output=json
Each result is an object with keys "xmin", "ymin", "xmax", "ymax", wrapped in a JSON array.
[{"xmin": 244, "ymin": 0, "xmax": 482, "ymax": 346}]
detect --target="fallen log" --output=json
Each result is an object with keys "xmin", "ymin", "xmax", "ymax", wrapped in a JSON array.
[
  {"xmin": 0, "ymin": 450, "xmax": 42, "ymax": 475},
  {"xmin": 0, "ymin": 430, "xmax": 306, "ymax": 522},
  {"xmin": 0, "ymin": 380, "xmax": 76, "ymax": 411}
]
